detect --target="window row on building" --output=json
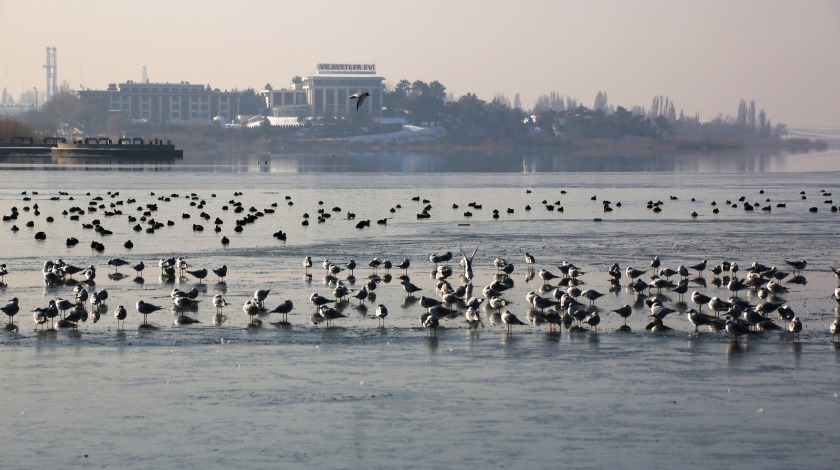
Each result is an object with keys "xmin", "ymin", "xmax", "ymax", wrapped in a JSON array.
[{"xmin": 79, "ymin": 81, "xmax": 240, "ymax": 124}]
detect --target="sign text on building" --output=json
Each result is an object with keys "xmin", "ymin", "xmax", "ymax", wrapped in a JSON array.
[{"xmin": 317, "ymin": 63, "xmax": 376, "ymax": 74}]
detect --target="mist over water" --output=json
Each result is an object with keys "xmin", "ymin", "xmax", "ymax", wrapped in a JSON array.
[{"xmin": 1, "ymin": 139, "xmax": 839, "ymax": 468}]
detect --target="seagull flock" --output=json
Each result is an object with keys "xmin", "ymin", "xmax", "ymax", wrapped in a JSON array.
[
  {"xmin": 3, "ymin": 252, "xmax": 839, "ymax": 344},
  {"xmin": 2, "ymin": 186, "xmax": 839, "ymax": 342}
]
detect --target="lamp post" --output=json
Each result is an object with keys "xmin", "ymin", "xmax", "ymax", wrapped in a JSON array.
[{"xmin": 33, "ymin": 87, "xmax": 38, "ymax": 111}]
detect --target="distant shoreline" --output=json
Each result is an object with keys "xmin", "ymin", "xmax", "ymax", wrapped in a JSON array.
[{"xmin": 177, "ymin": 133, "xmax": 829, "ymax": 158}]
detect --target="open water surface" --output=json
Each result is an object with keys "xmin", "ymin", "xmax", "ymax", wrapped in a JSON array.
[{"xmin": 1, "ymin": 138, "xmax": 839, "ymax": 469}]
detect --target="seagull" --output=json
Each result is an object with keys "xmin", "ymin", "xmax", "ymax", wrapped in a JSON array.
[
  {"xmin": 778, "ymin": 304, "xmax": 796, "ymax": 321},
  {"xmin": 788, "ymin": 316, "xmax": 802, "ymax": 340},
  {"xmin": 401, "ymin": 280, "xmax": 422, "ymax": 297},
  {"xmin": 326, "ymin": 263, "xmax": 342, "ymax": 277},
  {"xmin": 63, "ymin": 305, "xmax": 87, "ymax": 327},
  {"xmin": 132, "ymin": 261, "xmax": 145, "ymax": 276},
  {"xmin": 345, "ymin": 259, "xmax": 357, "ymax": 276},
  {"xmin": 2, "ymin": 297, "xmax": 19, "ymax": 323},
  {"xmin": 212, "ymin": 265, "xmax": 227, "ymax": 282},
  {"xmin": 350, "ymin": 286, "xmax": 368, "ymax": 305},
  {"xmin": 740, "ymin": 308, "xmax": 767, "ymax": 330},
  {"xmin": 136, "ymin": 300, "xmax": 163, "ymax": 325},
  {"xmin": 538, "ymin": 268, "xmax": 560, "ymax": 285},
  {"xmin": 766, "ymin": 280, "xmax": 788, "ymax": 294},
  {"xmin": 420, "ymin": 295, "xmax": 441, "ymax": 311},
  {"xmin": 501, "ymin": 310, "xmax": 526, "ymax": 334},
  {"xmin": 33, "ymin": 300, "xmax": 59, "ymax": 329},
  {"xmin": 33, "ymin": 309, "xmax": 48, "ymax": 330},
  {"xmin": 691, "ymin": 291, "xmax": 712, "ymax": 313},
  {"xmin": 56, "ymin": 298, "xmax": 75, "ymax": 316},
  {"xmin": 580, "ymin": 289, "xmax": 605, "ymax": 306},
  {"xmin": 89, "ymin": 290, "xmax": 106, "ymax": 310},
  {"xmin": 186, "ymin": 268, "xmax": 208, "ymax": 284},
  {"xmin": 708, "ymin": 297, "xmax": 731, "ymax": 318},
  {"xmin": 783, "ymin": 259, "xmax": 807, "ymax": 273},
  {"xmin": 303, "ymin": 256, "xmax": 312, "ymax": 272},
  {"xmin": 458, "ymin": 244, "xmax": 480, "ymax": 282},
  {"xmin": 212, "ymin": 295, "xmax": 228, "ymax": 314},
  {"xmin": 114, "ymin": 305, "xmax": 127, "ymax": 329},
  {"xmin": 397, "ymin": 259, "xmax": 410, "ymax": 273},
  {"xmin": 649, "ymin": 256, "xmax": 660, "ymax": 271},
  {"xmin": 658, "ymin": 267, "xmax": 678, "ymax": 279},
  {"xmin": 254, "ymin": 289, "xmax": 271, "ymax": 309},
  {"xmin": 525, "ymin": 252, "xmax": 535, "ymax": 265},
  {"xmin": 531, "ymin": 294, "xmax": 559, "ymax": 311},
  {"xmin": 543, "ymin": 309, "xmax": 562, "ymax": 332},
  {"xmin": 686, "ymin": 308, "xmax": 724, "ymax": 331},
  {"xmin": 583, "ymin": 311, "xmax": 601, "ymax": 331},
  {"xmin": 107, "ymin": 258, "xmax": 130, "ymax": 272},
  {"xmin": 429, "ymin": 304, "xmax": 457, "ymax": 319},
  {"xmin": 333, "ymin": 283, "xmax": 351, "ymax": 301},
  {"xmin": 465, "ymin": 306, "xmax": 482, "ymax": 329},
  {"xmin": 243, "ymin": 300, "xmax": 261, "ymax": 325},
  {"xmin": 649, "ymin": 302, "xmax": 675, "ymax": 321},
  {"xmin": 421, "ymin": 312, "xmax": 439, "ymax": 333},
  {"xmin": 672, "ymin": 279, "xmax": 688, "ymax": 300},
  {"xmin": 830, "ymin": 318, "xmax": 839, "ymax": 341},
  {"xmin": 727, "ymin": 277, "xmax": 747, "ymax": 296},
  {"xmin": 625, "ymin": 266, "xmax": 645, "ymax": 280},
  {"xmin": 612, "ymin": 304, "xmax": 632, "ymax": 326},
  {"xmin": 689, "ymin": 259, "xmax": 708, "ymax": 276},
  {"xmin": 75, "ymin": 288, "xmax": 89, "ymax": 305},
  {"xmin": 488, "ymin": 296, "xmax": 509, "ymax": 312},
  {"xmin": 375, "ymin": 304, "xmax": 388, "ymax": 327},
  {"xmin": 269, "ymin": 299, "xmax": 294, "ymax": 323},
  {"xmin": 309, "ymin": 292, "xmax": 334, "ymax": 310},
  {"xmin": 173, "ymin": 296, "xmax": 199, "ymax": 314},
  {"xmin": 725, "ymin": 316, "xmax": 753, "ymax": 341},
  {"xmin": 349, "ymin": 91, "xmax": 371, "ymax": 110},
  {"xmin": 318, "ymin": 305, "xmax": 346, "ymax": 326}
]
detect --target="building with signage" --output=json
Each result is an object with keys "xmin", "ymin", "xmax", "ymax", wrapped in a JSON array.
[
  {"xmin": 262, "ymin": 63, "xmax": 384, "ymax": 118},
  {"xmin": 78, "ymin": 81, "xmax": 240, "ymax": 124}
]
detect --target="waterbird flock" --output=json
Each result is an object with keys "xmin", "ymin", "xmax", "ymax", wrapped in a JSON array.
[
  {"xmin": 2, "ymin": 248, "xmax": 839, "ymax": 347},
  {"xmin": 2, "ymin": 187, "xmax": 839, "ymax": 343}
]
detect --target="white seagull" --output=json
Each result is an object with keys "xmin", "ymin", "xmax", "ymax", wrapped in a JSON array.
[{"xmin": 349, "ymin": 91, "xmax": 371, "ymax": 110}]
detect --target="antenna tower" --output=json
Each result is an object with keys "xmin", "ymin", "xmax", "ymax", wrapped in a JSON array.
[{"xmin": 44, "ymin": 46, "xmax": 57, "ymax": 101}]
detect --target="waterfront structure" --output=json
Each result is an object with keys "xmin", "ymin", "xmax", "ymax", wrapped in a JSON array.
[
  {"xmin": 79, "ymin": 81, "xmax": 240, "ymax": 124},
  {"xmin": 262, "ymin": 63, "xmax": 384, "ymax": 118}
]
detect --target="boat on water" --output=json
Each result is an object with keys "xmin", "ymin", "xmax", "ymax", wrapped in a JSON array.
[
  {"xmin": 51, "ymin": 137, "xmax": 183, "ymax": 158},
  {"xmin": 0, "ymin": 136, "xmax": 60, "ymax": 157},
  {"xmin": 0, "ymin": 136, "xmax": 183, "ymax": 159}
]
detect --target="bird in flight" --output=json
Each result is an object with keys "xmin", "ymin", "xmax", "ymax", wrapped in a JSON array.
[{"xmin": 350, "ymin": 91, "xmax": 371, "ymax": 110}]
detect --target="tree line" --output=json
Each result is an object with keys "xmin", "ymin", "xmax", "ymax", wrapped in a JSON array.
[
  {"xmin": 381, "ymin": 79, "xmax": 789, "ymax": 144},
  {"xmin": 4, "ymin": 77, "xmax": 792, "ymax": 148}
]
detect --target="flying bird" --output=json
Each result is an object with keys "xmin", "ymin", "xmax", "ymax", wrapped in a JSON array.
[{"xmin": 350, "ymin": 91, "xmax": 371, "ymax": 110}]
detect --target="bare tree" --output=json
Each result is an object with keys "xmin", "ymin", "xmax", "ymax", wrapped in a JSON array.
[{"xmin": 593, "ymin": 91, "xmax": 608, "ymax": 112}]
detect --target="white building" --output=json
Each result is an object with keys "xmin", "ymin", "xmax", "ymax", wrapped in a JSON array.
[{"xmin": 262, "ymin": 63, "xmax": 384, "ymax": 118}]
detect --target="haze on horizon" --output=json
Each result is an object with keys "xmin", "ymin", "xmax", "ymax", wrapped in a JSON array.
[{"xmin": 1, "ymin": 0, "xmax": 838, "ymax": 128}]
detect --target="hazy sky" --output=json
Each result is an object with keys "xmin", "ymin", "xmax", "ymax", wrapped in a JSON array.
[{"xmin": 1, "ymin": 0, "xmax": 838, "ymax": 127}]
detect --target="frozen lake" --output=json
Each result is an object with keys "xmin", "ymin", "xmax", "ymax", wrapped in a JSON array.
[{"xmin": 1, "ymin": 140, "xmax": 839, "ymax": 468}]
